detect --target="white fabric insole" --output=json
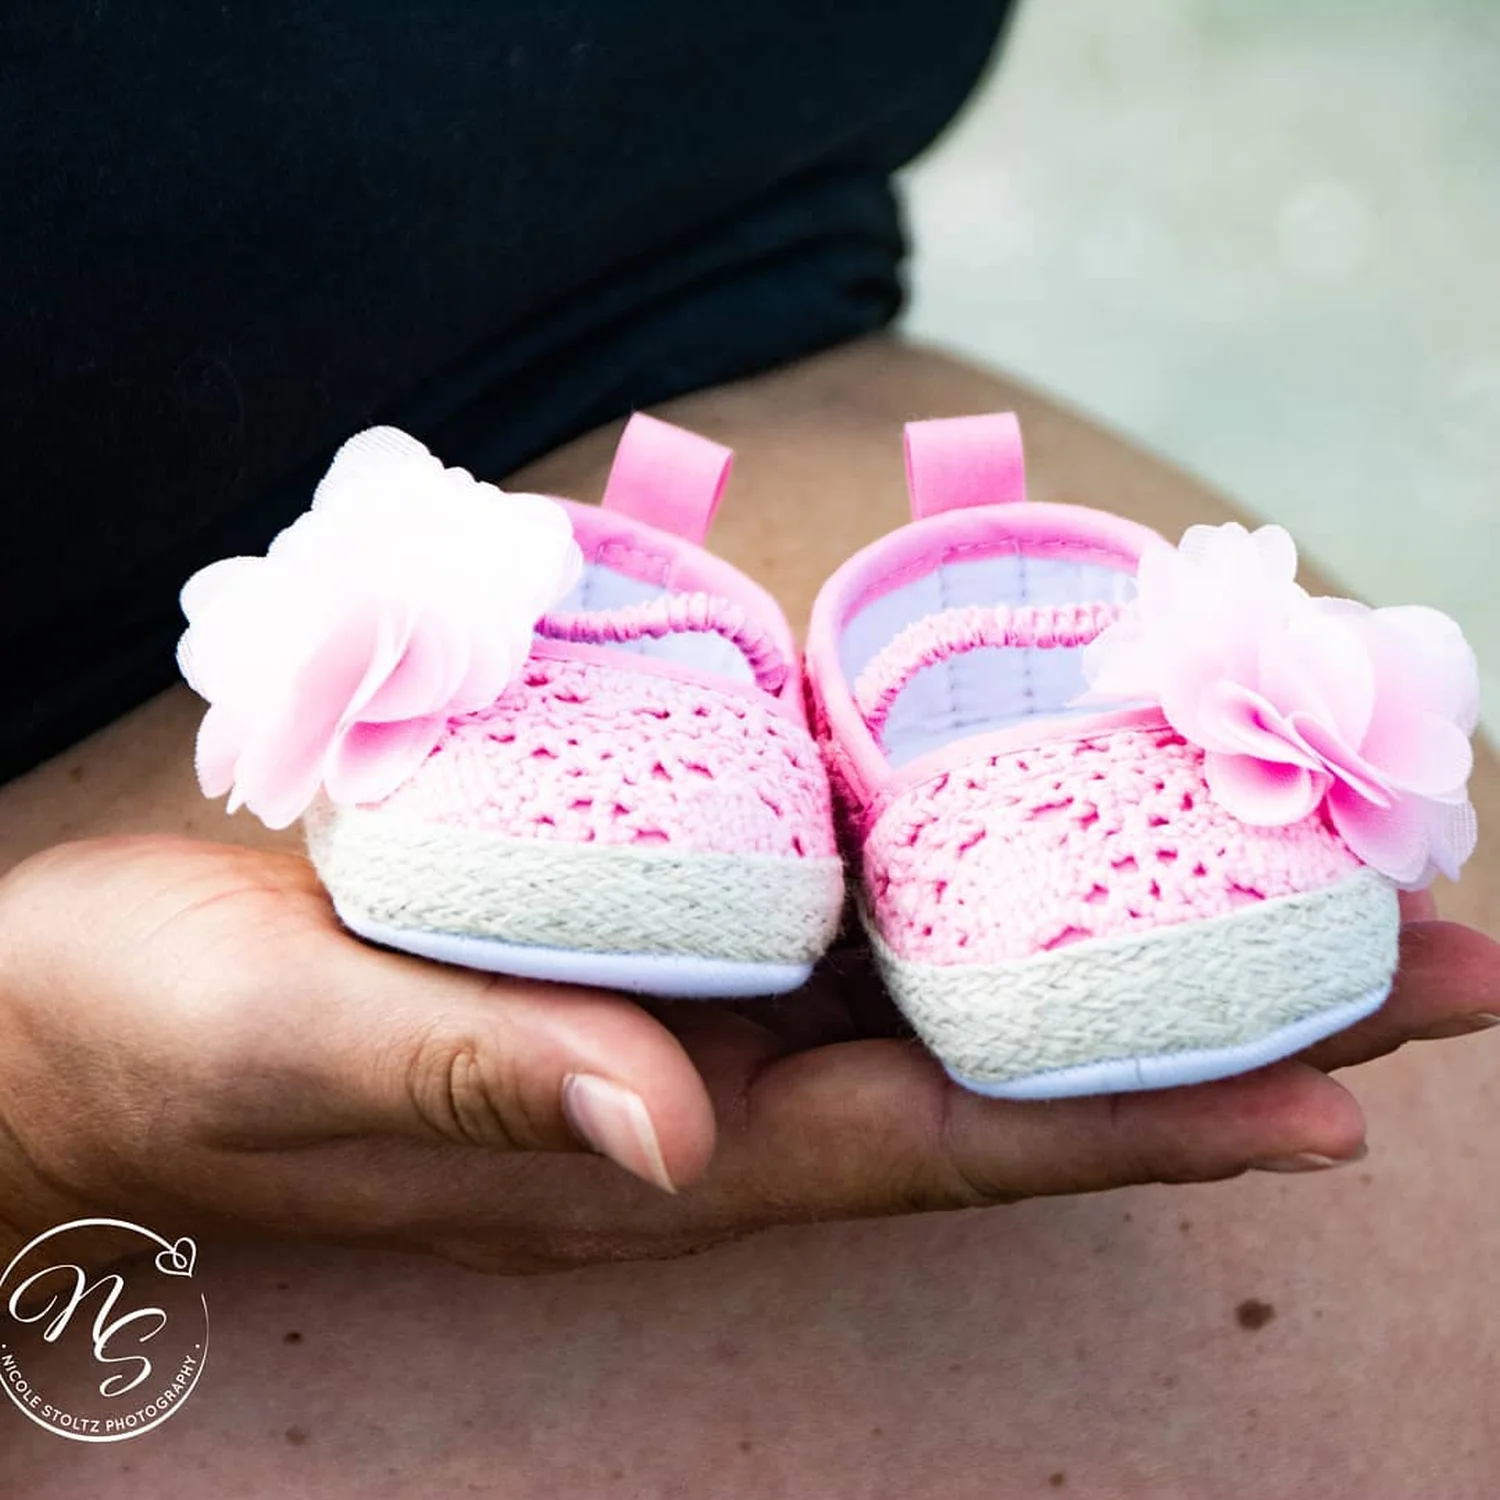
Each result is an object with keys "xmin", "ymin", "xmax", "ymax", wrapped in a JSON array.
[
  {"xmin": 554, "ymin": 562, "xmax": 754, "ymax": 681},
  {"xmin": 840, "ymin": 555, "xmax": 1137, "ymax": 766}
]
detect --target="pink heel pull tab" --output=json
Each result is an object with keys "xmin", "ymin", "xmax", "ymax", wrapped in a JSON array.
[
  {"xmin": 903, "ymin": 412, "xmax": 1026, "ymax": 520},
  {"xmin": 600, "ymin": 412, "xmax": 734, "ymax": 545}
]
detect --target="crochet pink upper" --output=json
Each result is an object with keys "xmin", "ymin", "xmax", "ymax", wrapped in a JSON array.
[
  {"xmin": 375, "ymin": 648, "xmax": 835, "ymax": 857},
  {"xmin": 806, "ymin": 412, "xmax": 1367, "ymax": 965},
  {"xmin": 357, "ymin": 413, "xmax": 836, "ymax": 863},
  {"xmin": 859, "ymin": 723, "xmax": 1358, "ymax": 963}
]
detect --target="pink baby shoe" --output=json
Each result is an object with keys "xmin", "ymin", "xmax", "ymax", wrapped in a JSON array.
[
  {"xmin": 179, "ymin": 415, "xmax": 845, "ymax": 997},
  {"xmin": 806, "ymin": 413, "xmax": 1479, "ymax": 1097}
]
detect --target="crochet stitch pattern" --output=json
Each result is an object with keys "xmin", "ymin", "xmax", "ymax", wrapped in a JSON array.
[
  {"xmin": 373, "ymin": 654, "xmax": 836, "ymax": 860},
  {"xmin": 858, "ymin": 724, "xmax": 1362, "ymax": 966},
  {"xmin": 801, "ymin": 410, "xmax": 1458, "ymax": 1093},
  {"xmin": 181, "ymin": 414, "xmax": 848, "ymax": 996}
]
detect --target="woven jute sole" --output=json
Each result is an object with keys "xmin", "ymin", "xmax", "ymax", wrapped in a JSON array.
[
  {"xmin": 867, "ymin": 868, "xmax": 1400, "ymax": 1097},
  {"xmin": 305, "ymin": 805, "xmax": 846, "ymax": 998}
]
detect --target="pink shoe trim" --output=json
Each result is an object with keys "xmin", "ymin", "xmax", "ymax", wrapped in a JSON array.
[
  {"xmin": 829, "ymin": 503, "xmax": 1151, "ymax": 634},
  {"xmin": 540, "ymin": 592, "xmax": 788, "ymax": 695},
  {"xmin": 806, "ymin": 501, "xmax": 1159, "ymax": 798},
  {"xmin": 904, "ymin": 412, "xmax": 1027, "ymax": 519},
  {"xmin": 600, "ymin": 412, "xmax": 733, "ymax": 544},
  {"xmin": 561, "ymin": 500, "xmax": 797, "ymax": 672},
  {"xmin": 526, "ymin": 638, "xmax": 809, "ymax": 728},
  {"xmin": 853, "ymin": 601, "xmax": 1123, "ymax": 740}
]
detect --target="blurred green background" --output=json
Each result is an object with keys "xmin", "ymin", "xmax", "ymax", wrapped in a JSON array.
[{"xmin": 904, "ymin": 0, "xmax": 1499, "ymax": 716}]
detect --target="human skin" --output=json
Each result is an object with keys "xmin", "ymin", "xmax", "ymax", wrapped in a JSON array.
[{"xmin": 2, "ymin": 340, "xmax": 1497, "ymax": 1495}]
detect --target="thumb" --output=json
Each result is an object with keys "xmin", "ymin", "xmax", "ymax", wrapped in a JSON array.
[{"xmin": 235, "ymin": 936, "xmax": 718, "ymax": 1193}]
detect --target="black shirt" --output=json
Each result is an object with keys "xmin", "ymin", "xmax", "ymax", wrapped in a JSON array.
[{"xmin": 1, "ymin": 0, "xmax": 1011, "ymax": 782}]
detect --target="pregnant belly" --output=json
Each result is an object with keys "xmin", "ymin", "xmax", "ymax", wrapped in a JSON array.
[{"xmin": 0, "ymin": 686, "xmax": 297, "ymax": 876}]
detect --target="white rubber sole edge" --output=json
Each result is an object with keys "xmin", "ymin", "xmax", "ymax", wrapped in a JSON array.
[
  {"xmin": 868, "ymin": 868, "xmax": 1400, "ymax": 1099},
  {"xmin": 334, "ymin": 901, "xmax": 815, "ymax": 999},
  {"xmin": 947, "ymin": 982, "xmax": 1390, "ymax": 1099}
]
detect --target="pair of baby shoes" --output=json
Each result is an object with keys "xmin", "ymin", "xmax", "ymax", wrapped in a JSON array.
[{"xmin": 179, "ymin": 412, "xmax": 1479, "ymax": 1099}]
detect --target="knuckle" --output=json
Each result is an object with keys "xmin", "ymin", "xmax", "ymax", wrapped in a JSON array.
[
  {"xmin": 401, "ymin": 1023, "xmax": 545, "ymax": 1151},
  {"xmin": 933, "ymin": 1093, "xmax": 1021, "ymax": 1211},
  {"xmin": 1098, "ymin": 1094, "xmax": 1233, "ymax": 1189},
  {"xmin": 932, "ymin": 1147, "xmax": 1020, "ymax": 1211}
]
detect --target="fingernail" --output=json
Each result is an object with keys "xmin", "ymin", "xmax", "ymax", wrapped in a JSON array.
[
  {"xmin": 1414, "ymin": 1012, "xmax": 1500, "ymax": 1041},
  {"xmin": 1249, "ymin": 1143, "xmax": 1368, "ymax": 1174},
  {"xmin": 561, "ymin": 1074, "xmax": 675, "ymax": 1193}
]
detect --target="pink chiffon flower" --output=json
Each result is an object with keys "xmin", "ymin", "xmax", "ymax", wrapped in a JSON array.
[
  {"xmin": 1082, "ymin": 522, "xmax": 1479, "ymax": 889},
  {"xmin": 178, "ymin": 427, "xmax": 582, "ymax": 829}
]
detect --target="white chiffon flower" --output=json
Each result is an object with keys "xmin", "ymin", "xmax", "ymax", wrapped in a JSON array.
[{"xmin": 178, "ymin": 427, "xmax": 582, "ymax": 828}]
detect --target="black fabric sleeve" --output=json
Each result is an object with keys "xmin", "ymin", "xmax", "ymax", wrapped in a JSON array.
[{"xmin": 0, "ymin": 0, "xmax": 1013, "ymax": 781}]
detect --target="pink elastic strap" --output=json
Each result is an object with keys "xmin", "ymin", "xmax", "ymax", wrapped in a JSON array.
[
  {"xmin": 903, "ymin": 413, "xmax": 1027, "ymax": 520},
  {"xmin": 539, "ymin": 593, "xmax": 787, "ymax": 695},
  {"xmin": 599, "ymin": 413, "xmax": 734, "ymax": 544},
  {"xmin": 854, "ymin": 601, "xmax": 1122, "ymax": 738}
]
